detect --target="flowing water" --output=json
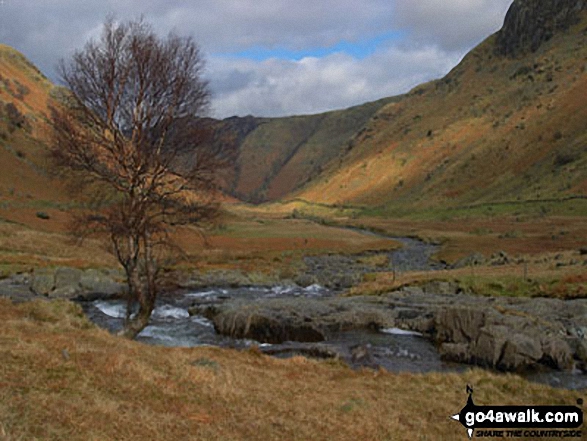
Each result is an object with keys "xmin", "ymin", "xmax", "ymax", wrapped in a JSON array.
[
  {"xmin": 80, "ymin": 234, "xmax": 587, "ymax": 390},
  {"xmin": 82, "ymin": 285, "xmax": 460, "ymax": 375}
]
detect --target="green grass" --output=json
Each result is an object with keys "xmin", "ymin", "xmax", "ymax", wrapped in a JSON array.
[
  {"xmin": 455, "ymin": 274, "xmax": 587, "ymax": 299},
  {"xmin": 360, "ymin": 197, "xmax": 587, "ymax": 221}
]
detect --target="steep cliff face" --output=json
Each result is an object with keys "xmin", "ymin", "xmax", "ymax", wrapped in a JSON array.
[{"xmin": 496, "ymin": 0, "xmax": 587, "ymax": 56}]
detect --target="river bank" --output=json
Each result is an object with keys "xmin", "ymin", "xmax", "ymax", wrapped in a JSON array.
[{"xmin": 2, "ymin": 232, "xmax": 586, "ymax": 389}]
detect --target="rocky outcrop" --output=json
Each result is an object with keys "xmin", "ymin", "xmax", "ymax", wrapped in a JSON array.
[
  {"xmin": 30, "ymin": 267, "xmax": 125, "ymax": 300},
  {"xmin": 434, "ymin": 304, "xmax": 575, "ymax": 371},
  {"xmin": 175, "ymin": 269, "xmax": 281, "ymax": 289},
  {"xmin": 194, "ymin": 297, "xmax": 393, "ymax": 344},
  {"xmin": 495, "ymin": 0, "xmax": 587, "ymax": 56},
  {"xmin": 191, "ymin": 287, "xmax": 587, "ymax": 373}
]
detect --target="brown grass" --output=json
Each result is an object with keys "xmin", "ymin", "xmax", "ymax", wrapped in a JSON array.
[
  {"xmin": 336, "ymin": 215, "xmax": 587, "ymax": 264},
  {"xmin": 0, "ymin": 299, "xmax": 582, "ymax": 441}
]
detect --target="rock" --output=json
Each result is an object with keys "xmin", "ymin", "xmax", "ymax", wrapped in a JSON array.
[
  {"xmin": 31, "ymin": 268, "xmax": 55, "ymax": 296},
  {"xmin": 439, "ymin": 343, "xmax": 470, "ymax": 363},
  {"xmin": 31, "ymin": 267, "xmax": 125, "ymax": 300},
  {"xmin": 294, "ymin": 273, "xmax": 318, "ymax": 288},
  {"xmin": 434, "ymin": 302, "xmax": 577, "ymax": 371},
  {"xmin": 79, "ymin": 269, "xmax": 125, "ymax": 297},
  {"xmin": 574, "ymin": 340, "xmax": 587, "ymax": 370},
  {"xmin": 213, "ymin": 308, "xmax": 326, "ymax": 344},
  {"xmin": 422, "ymin": 280, "xmax": 462, "ymax": 295},
  {"xmin": 350, "ymin": 344, "xmax": 373, "ymax": 364},
  {"xmin": 579, "ymin": 247, "xmax": 587, "ymax": 256},
  {"xmin": 49, "ymin": 285, "xmax": 79, "ymax": 299},
  {"xmin": 54, "ymin": 267, "xmax": 82, "ymax": 288},
  {"xmin": 460, "ymin": 324, "xmax": 544, "ymax": 372},
  {"xmin": 453, "ymin": 253, "xmax": 486, "ymax": 269},
  {"xmin": 435, "ymin": 308, "xmax": 487, "ymax": 344},
  {"xmin": 262, "ymin": 343, "xmax": 340, "ymax": 360},
  {"xmin": 469, "ymin": 326, "xmax": 509, "ymax": 368},
  {"xmin": 541, "ymin": 338, "xmax": 574, "ymax": 370},
  {"xmin": 49, "ymin": 267, "xmax": 83, "ymax": 298},
  {"xmin": 498, "ymin": 331, "xmax": 543, "ymax": 371},
  {"xmin": 495, "ymin": 0, "xmax": 587, "ymax": 56},
  {"xmin": 0, "ymin": 276, "xmax": 37, "ymax": 302},
  {"xmin": 188, "ymin": 282, "xmax": 587, "ymax": 373}
]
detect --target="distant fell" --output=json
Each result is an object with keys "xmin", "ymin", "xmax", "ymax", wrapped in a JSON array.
[{"xmin": 207, "ymin": 98, "xmax": 396, "ymax": 203}]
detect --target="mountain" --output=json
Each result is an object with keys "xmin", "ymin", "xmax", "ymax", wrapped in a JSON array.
[
  {"xmin": 206, "ymin": 98, "xmax": 396, "ymax": 203},
  {"xmin": 1, "ymin": 0, "xmax": 586, "ymax": 215},
  {"xmin": 294, "ymin": 0, "xmax": 587, "ymax": 210}
]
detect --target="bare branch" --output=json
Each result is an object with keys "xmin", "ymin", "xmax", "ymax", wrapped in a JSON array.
[{"xmin": 49, "ymin": 16, "xmax": 229, "ymax": 339}]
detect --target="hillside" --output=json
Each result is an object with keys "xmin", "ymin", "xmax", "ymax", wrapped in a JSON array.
[
  {"xmin": 207, "ymin": 97, "xmax": 395, "ymax": 203},
  {"xmin": 0, "ymin": 44, "xmax": 71, "ymax": 228},
  {"xmin": 293, "ymin": 0, "xmax": 587, "ymax": 211}
]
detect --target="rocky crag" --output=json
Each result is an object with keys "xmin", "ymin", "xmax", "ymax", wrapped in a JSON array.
[{"xmin": 496, "ymin": 0, "xmax": 587, "ymax": 56}]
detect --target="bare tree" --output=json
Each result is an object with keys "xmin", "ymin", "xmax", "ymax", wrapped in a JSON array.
[{"xmin": 50, "ymin": 17, "xmax": 227, "ymax": 339}]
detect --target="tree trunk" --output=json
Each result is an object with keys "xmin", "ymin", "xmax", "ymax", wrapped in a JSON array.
[
  {"xmin": 118, "ymin": 259, "xmax": 155, "ymax": 340},
  {"xmin": 117, "ymin": 302, "xmax": 153, "ymax": 339}
]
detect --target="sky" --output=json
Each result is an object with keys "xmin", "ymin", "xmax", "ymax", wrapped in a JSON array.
[{"xmin": 0, "ymin": 0, "xmax": 514, "ymax": 118}]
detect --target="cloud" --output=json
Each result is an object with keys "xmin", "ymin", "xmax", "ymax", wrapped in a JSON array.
[
  {"xmin": 0, "ymin": 0, "xmax": 514, "ymax": 117},
  {"xmin": 393, "ymin": 0, "xmax": 514, "ymax": 51},
  {"xmin": 208, "ymin": 44, "xmax": 461, "ymax": 117}
]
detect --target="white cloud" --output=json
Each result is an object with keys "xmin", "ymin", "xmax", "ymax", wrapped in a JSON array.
[
  {"xmin": 0, "ymin": 0, "xmax": 515, "ymax": 117},
  {"xmin": 208, "ymin": 44, "xmax": 462, "ymax": 117}
]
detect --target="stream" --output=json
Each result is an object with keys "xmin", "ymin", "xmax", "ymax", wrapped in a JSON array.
[{"xmin": 80, "ymin": 233, "xmax": 587, "ymax": 390}]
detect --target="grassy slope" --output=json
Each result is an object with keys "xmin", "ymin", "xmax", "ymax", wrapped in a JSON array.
[
  {"xmin": 0, "ymin": 299, "xmax": 581, "ymax": 441},
  {"xmin": 219, "ymin": 98, "xmax": 394, "ymax": 202},
  {"xmin": 0, "ymin": 44, "xmax": 68, "ymax": 208},
  {"xmin": 295, "ymin": 13, "xmax": 587, "ymax": 211}
]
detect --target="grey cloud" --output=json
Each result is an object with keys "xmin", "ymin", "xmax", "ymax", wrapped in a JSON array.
[
  {"xmin": 1, "ymin": 0, "xmax": 396, "ymax": 80},
  {"xmin": 393, "ymin": 0, "xmax": 514, "ymax": 51},
  {"xmin": 0, "ymin": 1, "xmax": 513, "ymax": 117},
  {"xmin": 208, "ymin": 45, "xmax": 462, "ymax": 118}
]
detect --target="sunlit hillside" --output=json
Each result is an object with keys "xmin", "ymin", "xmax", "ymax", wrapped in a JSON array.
[{"xmin": 295, "ymin": 10, "xmax": 587, "ymax": 211}]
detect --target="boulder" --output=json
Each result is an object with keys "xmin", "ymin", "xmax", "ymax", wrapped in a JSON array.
[
  {"xmin": 435, "ymin": 307, "xmax": 487, "ymax": 344},
  {"xmin": 79, "ymin": 269, "xmax": 125, "ymax": 297},
  {"xmin": 50, "ymin": 267, "xmax": 83, "ymax": 298},
  {"xmin": 438, "ymin": 343, "xmax": 469, "ymax": 363},
  {"xmin": 213, "ymin": 308, "xmax": 325, "ymax": 344},
  {"xmin": 31, "ymin": 267, "xmax": 124, "ymax": 299},
  {"xmin": 31, "ymin": 268, "xmax": 55, "ymax": 296},
  {"xmin": 495, "ymin": 330, "xmax": 543, "ymax": 371},
  {"xmin": 541, "ymin": 337, "xmax": 574, "ymax": 370},
  {"xmin": 453, "ymin": 253, "xmax": 486, "ymax": 269}
]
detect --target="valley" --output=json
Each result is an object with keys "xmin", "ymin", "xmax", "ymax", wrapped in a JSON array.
[{"xmin": 0, "ymin": 0, "xmax": 586, "ymax": 439}]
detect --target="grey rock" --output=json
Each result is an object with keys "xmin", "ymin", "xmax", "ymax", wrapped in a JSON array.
[
  {"xmin": 453, "ymin": 252, "xmax": 486, "ymax": 269},
  {"xmin": 79, "ymin": 269, "xmax": 124, "ymax": 297},
  {"xmin": 30, "ymin": 267, "xmax": 125, "ymax": 300},
  {"xmin": 435, "ymin": 307, "xmax": 487, "ymax": 344},
  {"xmin": 495, "ymin": 0, "xmax": 587, "ymax": 56},
  {"xmin": 31, "ymin": 268, "xmax": 55, "ymax": 296},
  {"xmin": 541, "ymin": 338, "xmax": 574, "ymax": 370},
  {"xmin": 49, "ymin": 285, "xmax": 79, "ymax": 299},
  {"xmin": 439, "ymin": 343, "xmax": 470, "ymax": 363},
  {"xmin": 54, "ymin": 267, "xmax": 82, "ymax": 291},
  {"xmin": 499, "ymin": 331, "xmax": 543, "ymax": 371},
  {"xmin": 294, "ymin": 273, "xmax": 318, "ymax": 288}
]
